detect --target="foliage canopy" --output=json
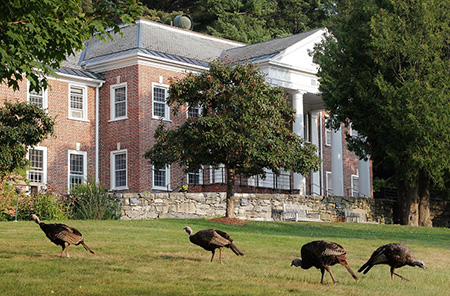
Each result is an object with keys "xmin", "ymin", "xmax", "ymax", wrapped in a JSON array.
[
  {"xmin": 145, "ymin": 60, "xmax": 321, "ymax": 216},
  {"xmin": 0, "ymin": 0, "xmax": 141, "ymax": 92},
  {"xmin": 313, "ymin": 0, "xmax": 450, "ymax": 225},
  {"xmin": 0, "ymin": 102, "xmax": 55, "ymax": 178},
  {"xmin": 140, "ymin": 0, "xmax": 334, "ymax": 43},
  {"xmin": 146, "ymin": 60, "xmax": 320, "ymax": 177}
]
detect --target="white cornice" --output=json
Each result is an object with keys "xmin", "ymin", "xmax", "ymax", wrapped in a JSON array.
[
  {"xmin": 48, "ymin": 72, "xmax": 104, "ymax": 87},
  {"xmin": 84, "ymin": 50, "xmax": 208, "ymax": 74}
]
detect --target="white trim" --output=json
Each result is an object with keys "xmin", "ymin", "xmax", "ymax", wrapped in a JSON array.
[
  {"xmin": 326, "ymin": 171, "xmax": 332, "ymax": 197},
  {"xmin": 84, "ymin": 50, "xmax": 208, "ymax": 74},
  {"xmin": 68, "ymin": 83, "xmax": 88, "ymax": 121},
  {"xmin": 68, "ymin": 150, "xmax": 87, "ymax": 191},
  {"xmin": 110, "ymin": 82, "xmax": 128, "ymax": 121},
  {"xmin": 95, "ymin": 81, "xmax": 104, "ymax": 182},
  {"xmin": 303, "ymin": 112, "xmax": 310, "ymax": 143},
  {"xmin": 349, "ymin": 122, "xmax": 358, "ymax": 137},
  {"xmin": 186, "ymin": 103, "xmax": 202, "ymax": 119},
  {"xmin": 152, "ymin": 165, "xmax": 171, "ymax": 190},
  {"xmin": 27, "ymin": 146, "xmax": 48, "ymax": 185},
  {"xmin": 351, "ymin": 174, "xmax": 360, "ymax": 197},
  {"xmin": 152, "ymin": 82, "xmax": 170, "ymax": 121},
  {"xmin": 187, "ymin": 168, "xmax": 203, "ymax": 185},
  {"xmin": 110, "ymin": 149, "xmax": 128, "ymax": 190},
  {"xmin": 26, "ymin": 80, "xmax": 48, "ymax": 110}
]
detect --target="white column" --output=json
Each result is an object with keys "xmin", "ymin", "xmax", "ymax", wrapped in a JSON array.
[
  {"xmin": 331, "ymin": 126, "xmax": 344, "ymax": 196},
  {"xmin": 310, "ymin": 111, "xmax": 320, "ymax": 195},
  {"xmin": 358, "ymin": 157, "xmax": 371, "ymax": 197},
  {"xmin": 292, "ymin": 91, "xmax": 306, "ymax": 195}
]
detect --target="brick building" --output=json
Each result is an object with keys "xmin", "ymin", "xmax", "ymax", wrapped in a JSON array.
[{"xmin": 1, "ymin": 19, "xmax": 372, "ymax": 197}]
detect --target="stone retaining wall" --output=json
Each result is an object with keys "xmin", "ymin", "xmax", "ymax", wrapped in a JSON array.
[{"xmin": 120, "ymin": 192, "xmax": 394, "ymax": 224}]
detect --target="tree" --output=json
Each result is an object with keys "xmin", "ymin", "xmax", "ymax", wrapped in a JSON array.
[
  {"xmin": 145, "ymin": 60, "xmax": 321, "ymax": 218},
  {"xmin": 0, "ymin": 0, "xmax": 141, "ymax": 93},
  {"xmin": 313, "ymin": 0, "xmax": 450, "ymax": 226},
  {"xmin": 0, "ymin": 102, "xmax": 55, "ymax": 178},
  {"xmin": 141, "ymin": 0, "xmax": 335, "ymax": 44}
]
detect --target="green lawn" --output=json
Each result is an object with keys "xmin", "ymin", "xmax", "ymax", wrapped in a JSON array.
[{"xmin": 1, "ymin": 218, "xmax": 449, "ymax": 296}]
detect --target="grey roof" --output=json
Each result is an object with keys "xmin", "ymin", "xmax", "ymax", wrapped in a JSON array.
[
  {"xmin": 81, "ymin": 20, "xmax": 244, "ymax": 66},
  {"xmin": 55, "ymin": 22, "xmax": 322, "ymax": 80},
  {"xmin": 222, "ymin": 28, "xmax": 322, "ymax": 62},
  {"xmin": 55, "ymin": 53, "xmax": 104, "ymax": 80}
]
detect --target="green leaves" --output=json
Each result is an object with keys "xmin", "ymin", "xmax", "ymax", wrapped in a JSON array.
[
  {"xmin": 314, "ymin": 0, "xmax": 450, "ymax": 187},
  {"xmin": 145, "ymin": 60, "xmax": 321, "ymax": 180},
  {"xmin": 141, "ymin": 0, "xmax": 334, "ymax": 44},
  {"xmin": 0, "ymin": 102, "xmax": 55, "ymax": 177},
  {"xmin": 0, "ymin": 0, "xmax": 142, "ymax": 93}
]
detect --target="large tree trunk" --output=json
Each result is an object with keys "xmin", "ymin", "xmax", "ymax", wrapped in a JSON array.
[
  {"xmin": 418, "ymin": 171, "xmax": 432, "ymax": 227},
  {"xmin": 403, "ymin": 183, "xmax": 419, "ymax": 226},
  {"xmin": 225, "ymin": 167, "xmax": 236, "ymax": 218},
  {"xmin": 398, "ymin": 172, "xmax": 433, "ymax": 227}
]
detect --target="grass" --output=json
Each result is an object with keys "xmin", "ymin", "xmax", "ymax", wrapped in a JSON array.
[{"xmin": 1, "ymin": 219, "xmax": 449, "ymax": 296}]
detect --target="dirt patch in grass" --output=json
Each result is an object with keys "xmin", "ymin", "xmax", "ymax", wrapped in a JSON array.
[{"xmin": 208, "ymin": 217, "xmax": 249, "ymax": 225}]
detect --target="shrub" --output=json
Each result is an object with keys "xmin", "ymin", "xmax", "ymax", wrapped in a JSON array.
[
  {"xmin": 0, "ymin": 178, "xmax": 69, "ymax": 221},
  {"xmin": 69, "ymin": 177, "xmax": 120, "ymax": 220},
  {"xmin": 31, "ymin": 192, "xmax": 70, "ymax": 220}
]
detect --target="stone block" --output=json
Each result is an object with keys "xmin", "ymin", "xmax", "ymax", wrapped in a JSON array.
[{"xmin": 187, "ymin": 193, "xmax": 206, "ymax": 203}]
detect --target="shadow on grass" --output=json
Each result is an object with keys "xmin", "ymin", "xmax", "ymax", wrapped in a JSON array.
[{"xmin": 160, "ymin": 254, "xmax": 202, "ymax": 262}]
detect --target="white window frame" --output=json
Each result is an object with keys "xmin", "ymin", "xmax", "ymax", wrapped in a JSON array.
[
  {"xmin": 351, "ymin": 174, "xmax": 360, "ymax": 197},
  {"xmin": 213, "ymin": 164, "xmax": 225, "ymax": 184},
  {"xmin": 152, "ymin": 83, "xmax": 170, "ymax": 120},
  {"xmin": 110, "ymin": 149, "xmax": 128, "ymax": 190},
  {"xmin": 187, "ymin": 103, "xmax": 202, "ymax": 119},
  {"xmin": 68, "ymin": 150, "xmax": 87, "ymax": 191},
  {"xmin": 27, "ymin": 146, "xmax": 48, "ymax": 184},
  {"xmin": 152, "ymin": 165, "xmax": 171, "ymax": 190},
  {"xmin": 303, "ymin": 112, "xmax": 310, "ymax": 143},
  {"xmin": 27, "ymin": 80, "xmax": 48, "ymax": 110},
  {"xmin": 325, "ymin": 127, "xmax": 332, "ymax": 146},
  {"xmin": 68, "ymin": 84, "xmax": 88, "ymax": 121},
  {"xmin": 349, "ymin": 122, "xmax": 358, "ymax": 137},
  {"xmin": 325, "ymin": 115, "xmax": 332, "ymax": 146},
  {"xmin": 187, "ymin": 168, "xmax": 203, "ymax": 185},
  {"xmin": 110, "ymin": 82, "xmax": 128, "ymax": 121},
  {"xmin": 326, "ymin": 171, "xmax": 333, "ymax": 196}
]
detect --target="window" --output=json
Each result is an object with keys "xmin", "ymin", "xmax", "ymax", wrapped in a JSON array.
[
  {"xmin": 27, "ymin": 147, "xmax": 47, "ymax": 184},
  {"xmin": 152, "ymin": 84, "xmax": 170, "ymax": 120},
  {"xmin": 326, "ymin": 171, "xmax": 333, "ymax": 196},
  {"xmin": 213, "ymin": 164, "xmax": 225, "ymax": 184},
  {"xmin": 111, "ymin": 150, "xmax": 127, "ymax": 190},
  {"xmin": 110, "ymin": 83, "xmax": 127, "ymax": 120},
  {"xmin": 27, "ymin": 81, "xmax": 47, "ymax": 110},
  {"xmin": 325, "ymin": 115, "xmax": 332, "ymax": 146},
  {"xmin": 68, "ymin": 150, "xmax": 87, "ymax": 190},
  {"xmin": 187, "ymin": 104, "xmax": 201, "ymax": 119},
  {"xmin": 69, "ymin": 84, "xmax": 87, "ymax": 120},
  {"xmin": 303, "ymin": 113, "xmax": 310, "ymax": 142},
  {"xmin": 187, "ymin": 169, "xmax": 203, "ymax": 185},
  {"xmin": 351, "ymin": 175, "xmax": 360, "ymax": 197},
  {"xmin": 153, "ymin": 166, "xmax": 170, "ymax": 190},
  {"xmin": 349, "ymin": 123, "xmax": 358, "ymax": 137}
]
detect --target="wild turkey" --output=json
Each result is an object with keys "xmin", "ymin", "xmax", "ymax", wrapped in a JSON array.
[
  {"xmin": 31, "ymin": 214, "xmax": 95, "ymax": 258},
  {"xmin": 358, "ymin": 243, "xmax": 424, "ymax": 281},
  {"xmin": 291, "ymin": 240, "xmax": 359, "ymax": 284},
  {"xmin": 184, "ymin": 226, "xmax": 244, "ymax": 263}
]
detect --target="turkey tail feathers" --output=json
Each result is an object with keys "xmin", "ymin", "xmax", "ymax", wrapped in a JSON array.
[
  {"xmin": 82, "ymin": 242, "xmax": 96, "ymax": 254},
  {"xmin": 358, "ymin": 262, "xmax": 372, "ymax": 274},
  {"xmin": 229, "ymin": 243, "xmax": 244, "ymax": 256}
]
